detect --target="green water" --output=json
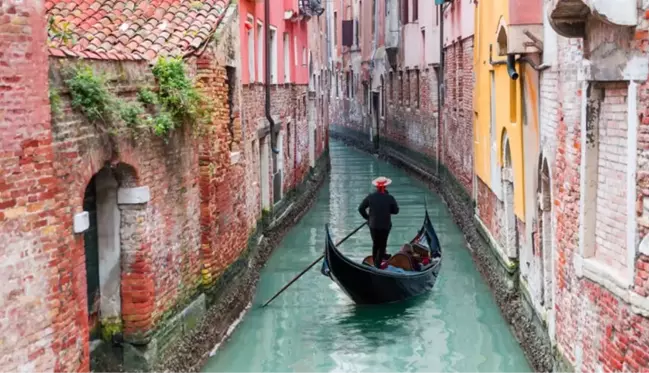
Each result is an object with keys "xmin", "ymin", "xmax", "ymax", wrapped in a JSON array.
[{"xmin": 202, "ymin": 141, "xmax": 532, "ymax": 372}]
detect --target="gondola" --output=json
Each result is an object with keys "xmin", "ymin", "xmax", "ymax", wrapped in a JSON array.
[{"xmin": 320, "ymin": 209, "xmax": 442, "ymax": 305}]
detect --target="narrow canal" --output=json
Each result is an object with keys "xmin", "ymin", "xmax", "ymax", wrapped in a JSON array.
[{"xmin": 202, "ymin": 140, "xmax": 532, "ymax": 372}]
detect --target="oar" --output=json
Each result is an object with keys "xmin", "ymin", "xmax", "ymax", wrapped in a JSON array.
[{"xmin": 261, "ymin": 221, "xmax": 368, "ymax": 308}]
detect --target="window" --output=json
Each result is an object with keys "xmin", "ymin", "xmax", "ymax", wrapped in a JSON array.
[
  {"xmin": 372, "ymin": 0, "xmax": 376, "ymax": 38},
  {"xmin": 402, "ymin": 0, "xmax": 409, "ymax": 24},
  {"xmin": 413, "ymin": 0, "xmax": 418, "ymax": 21},
  {"xmin": 355, "ymin": 19, "xmax": 359, "ymax": 47},
  {"xmin": 399, "ymin": 71, "xmax": 403, "ymax": 103},
  {"xmin": 257, "ymin": 21, "xmax": 263, "ymax": 82},
  {"xmin": 415, "ymin": 69, "xmax": 420, "ymax": 108},
  {"xmin": 287, "ymin": 123, "xmax": 292, "ymax": 159},
  {"xmin": 389, "ymin": 71, "xmax": 393, "ymax": 101},
  {"xmin": 302, "ymin": 47, "xmax": 307, "ymax": 65},
  {"xmin": 346, "ymin": 71, "xmax": 351, "ymax": 98},
  {"xmin": 270, "ymin": 27, "xmax": 278, "ymax": 84},
  {"xmin": 294, "ymin": 35, "xmax": 298, "ymax": 68},
  {"xmin": 283, "ymin": 33, "xmax": 290, "ymax": 83},
  {"xmin": 381, "ymin": 75, "xmax": 385, "ymax": 117},
  {"xmin": 334, "ymin": 12, "xmax": 338, "ymax": 45},
  {"xmin": 405, "ymin": 70, "xmax": 410, "ymax": 106},
  {"xmin": 336, "ymin": 72, "xmax": 339, "ymax": 97},
  {"xmin": 421, "ymin": 29, "xmax": 426, "ymax": 64},
  {"xmin": 247, "ymin": 16, "xmax": 254, "ymax": 82},
  {"xmin": 359, "ymin": 1, "xmax": 362, "ymax": 46},
  {"xmin": 436, "ymin": 6, "xmax": 439, "ymax": 25}
]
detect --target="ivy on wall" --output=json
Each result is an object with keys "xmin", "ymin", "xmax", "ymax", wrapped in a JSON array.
[{"xmin": 62, "ymin": 57, "xmax": 211, "ymax": 140}]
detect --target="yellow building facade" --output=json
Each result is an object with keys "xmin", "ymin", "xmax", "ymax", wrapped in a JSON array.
[{"xmin": 473, "ymin": 0, "xmax": 542, "ymax": 223}]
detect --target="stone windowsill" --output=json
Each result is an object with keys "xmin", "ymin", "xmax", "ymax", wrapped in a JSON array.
[
  {"xmin": 574, "ymin": 254, "xmax": 649, "ymax": 317},
  {"xmin": 473, "ymin": 214, "xmax": 518, "ymax": 274}
]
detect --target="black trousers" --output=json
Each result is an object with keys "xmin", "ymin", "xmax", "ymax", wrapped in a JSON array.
[{"xmin": 370, "ymin": 228, "xmax": 390, "ymax": 268}]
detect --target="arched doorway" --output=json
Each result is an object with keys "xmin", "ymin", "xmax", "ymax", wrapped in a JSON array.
[
  {"xmin": 82, "ymin": 164, "xmax": 139, "ymax": 345},
  {"xmin": 83, "ymin": 174, "xmax": 101, "ymax": 341},
  {"xmin": 501, "ymin": 132, "xmax": 518, "ymax": 259},
  {"xmin": 539, "ymin": 158, "xmax": 552, "ymax": 308}
]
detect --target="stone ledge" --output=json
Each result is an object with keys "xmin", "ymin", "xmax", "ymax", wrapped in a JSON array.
[
  {"xmin": 117, "ymin": 186, "xmax": 150, "ymax": 204},
  {"xmin": 574, "ymin": 255, "xmax": 649, "ymax": 317},
  {"xmin": 474, "ymin": 214, "xmax": 519, "ymax": 275}
]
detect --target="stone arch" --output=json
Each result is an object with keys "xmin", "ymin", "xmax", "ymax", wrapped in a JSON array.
[
  {"xmin": 537, "ymin": 155, "xmax": 553, "ymax": 309},
  {"xmin": 79, "ymin": 162, "xmax": 149, "ymax": 347},
  {"xmin": 495, "ymin": 17, "xmax": 508, "ymax": 56},
  {"xmin": 500, "ymin": 130, "xmax": 518, "ymax": 259}
]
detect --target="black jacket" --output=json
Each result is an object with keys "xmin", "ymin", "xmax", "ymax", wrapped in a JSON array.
[{"xmin": 358, "ymin": 190, "xmax": 399, "ymax": 230}]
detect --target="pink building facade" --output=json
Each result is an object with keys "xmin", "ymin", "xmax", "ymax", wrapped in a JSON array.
[{"xmin": 239, "ymin": 0, "xmax": 310, "ymax": 86}]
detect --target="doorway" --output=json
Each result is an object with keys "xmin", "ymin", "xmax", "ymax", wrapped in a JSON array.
[
  {"xmin": 83, "ymin": 175, "xmax": 101, "ymax": 341},
  {"xmin": 372, "ymin": 91, "xmax": 380, "ymax": 149},
  {"xmin": 260, "ymin": 136, "xmax": 270, "ymax": 210}
]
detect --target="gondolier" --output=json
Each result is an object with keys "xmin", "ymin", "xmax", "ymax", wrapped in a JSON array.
[{"xmin": 358, "ymin": 176, "xmax": 400, "ymax": 268}]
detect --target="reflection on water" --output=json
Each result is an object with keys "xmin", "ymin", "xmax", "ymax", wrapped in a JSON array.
[{"xmin": 201, "ymin": 141, "xmax": 531, "ymax": 373}]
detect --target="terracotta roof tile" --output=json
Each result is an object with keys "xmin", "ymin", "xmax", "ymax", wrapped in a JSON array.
[{"xmin": 46, "ymin": 0, "xmax": 228, "ymax": 61}]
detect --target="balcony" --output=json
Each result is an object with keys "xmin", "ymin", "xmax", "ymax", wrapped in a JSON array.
[
  {"xmin": 298, "ymin": 0, "xmax": 325, "ymax": 18},
  {"xmin": 548, "ymin": 0, "xmax": 637, "ymax": 38}
]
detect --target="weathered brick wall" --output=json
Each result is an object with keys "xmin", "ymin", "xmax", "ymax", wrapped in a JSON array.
[
  {"xmin": 477, "ymin": 178, "xmax": 505, "ymax": 246},
  {"xmin": 329, "ymin": 38, "xmax": 474, "ymax": 200},
  {"xmin": 241, "ymin": 83, "xmax": 312, "ymax": 212},
  {"xmin": 542, "ymin": 9, "xmax": 649, "ymax": 372},
  {"xmin": 48, "ymin": 58, "xmax": 202, "ymax": 344},
  {"xmin": 196, "ymin": 55, "xmax": 251, "ymax": 287},
  {"xmin": 441, "ymin": 37, "xmax": 474, "ymax": 194},
  {"xmin": 0, "ymin": 2, "xmax": 83, "ymax": 371},
  {"xmin": 594, "ymin": 83, "xmax": 629, "ymax": 271},
  {"xmin": 382, "ymin": 68, "xmax": 439, "ymax": 160}
]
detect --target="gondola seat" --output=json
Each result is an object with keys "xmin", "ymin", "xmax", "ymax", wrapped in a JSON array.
[
  {"xmin": 386, "ymin": 253, "xmax": 416, "ymax": 271},
  {"xmin": 362, "ymin": 254, "xmax": 416, "ymax": 271}
]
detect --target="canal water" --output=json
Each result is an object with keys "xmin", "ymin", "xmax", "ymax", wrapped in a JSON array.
[{"xmin": 202, "ymin": 140, "xmax": 531, "ymax": 372}]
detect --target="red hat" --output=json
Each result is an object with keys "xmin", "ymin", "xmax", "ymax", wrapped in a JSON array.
[{"xmin": 372, "ymin": 176, "xmax": 392, "ymax": 187}]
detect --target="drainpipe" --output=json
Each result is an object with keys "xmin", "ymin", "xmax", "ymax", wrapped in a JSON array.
[
  {"xmin": 489, "ymin": 44, "xmax": 520, "ymax": 80},
  {"xmin": 436, "ymin": 2, "xmax": 445, "ymax": 176},
  {"xmin": 265, "ymin": 0, "xmax": 279, "ymax": 155},
  {"xmin": 506, "ymin": 54, "xmax": 519, "ymax": 80}
]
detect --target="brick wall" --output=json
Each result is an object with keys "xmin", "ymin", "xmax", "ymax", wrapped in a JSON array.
[
  {"xmin": 594, "ymin": 83, "xmax": 629, "ymax": 272},
  {"xmin": 48, "ymin": 58, "xmax": 202, "ymax": 345},
  {"xmin": 196, "ymin": 55, "xmax": 251, "ymax": 287},
  {"xmin": 0, "ymin": 2, "xmax": 83, "ymax": 371},
  {"xmin": 542, "ymin": 9, "xmax": 649, "ymax": 372},
  {"xmin": 441, "ymin": 37, "xmax": 474, "ymax": 194},
  {"xmin": 241, "ymin": 83, "xmax": 312, "ymax": 211},
  {"xmin": 382, "ymin": 67, "xmax": 439, "ymax": 160}
]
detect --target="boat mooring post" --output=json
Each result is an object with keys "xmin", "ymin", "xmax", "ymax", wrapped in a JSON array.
[{"xmin": 261, "ymin": 221, "xmax": 368, "ymax": 308}]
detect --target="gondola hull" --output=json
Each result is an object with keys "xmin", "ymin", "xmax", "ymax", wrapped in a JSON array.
[{"xmin": 321, "ymin": 211, "xmax": 442, "ymax": 305}]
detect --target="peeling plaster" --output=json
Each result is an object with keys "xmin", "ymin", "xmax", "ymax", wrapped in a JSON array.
[{"xmin": 589, "ymin": 0, "xmax": 637, "ymax": 27}]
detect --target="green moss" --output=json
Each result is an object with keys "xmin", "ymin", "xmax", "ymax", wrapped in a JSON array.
[
  {"xmin": 49, "ymin": 87, "xmax": 62, "ymax": 117},
  {"xmin": 100, "ymin": 317, "xmax": 122, "ymax": 342}
]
